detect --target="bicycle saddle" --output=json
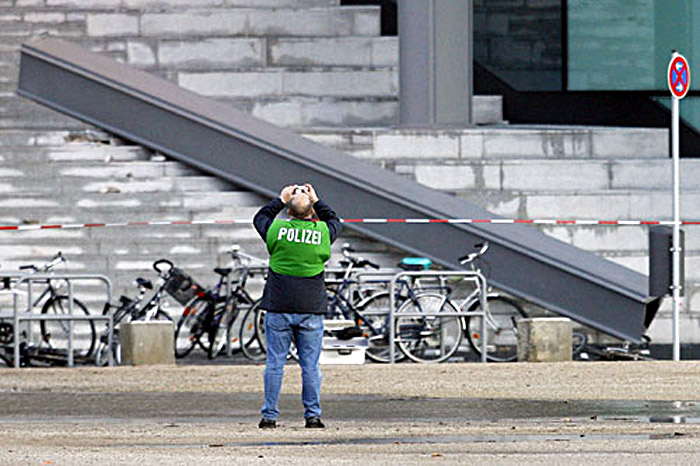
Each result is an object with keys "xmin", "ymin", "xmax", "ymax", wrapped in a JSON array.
[
  {"xmin": 398, "ymin": 257, "xmax": 432, "ymax": 271},
  {"xmin": 119, "ymin": 295, "xmax": 134, "ymax": 306},
  {"xmin": 214, "ymin": 267, "xmax": 232, "ymax": 276},
  {"xmin": 135, "ymin": 277, "xmax": 153, "ymax": 290}
]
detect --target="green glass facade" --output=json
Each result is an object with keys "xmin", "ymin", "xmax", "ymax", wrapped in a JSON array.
[
  {"xmin": 654, "ymin": 96, "xmax": 700, "ymax": 124},
  {"xmin": 568, "ymin": 0, "xmax": 697, "ymax": 91}
]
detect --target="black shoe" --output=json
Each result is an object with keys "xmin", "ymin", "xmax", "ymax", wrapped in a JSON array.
[
  {"xmin": 258, "ymin": 418, "xmax": 277, "ymax": 429},
  {"xmin": 305, "ymin": 417, "xmax": 325, "ymax": 429}
]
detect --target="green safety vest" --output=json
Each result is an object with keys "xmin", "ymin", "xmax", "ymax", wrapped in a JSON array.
[{"xmin": 266, "ymin": 219, "xmax": 331, "ymax": 277}]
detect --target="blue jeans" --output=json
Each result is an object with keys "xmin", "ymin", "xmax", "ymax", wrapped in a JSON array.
[{"xmin": 261, "ymin": 312, "xmax": 324, "ymax": 421}]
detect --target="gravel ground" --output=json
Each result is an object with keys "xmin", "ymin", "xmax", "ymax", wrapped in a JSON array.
[{"xmin": 1, "ymin": 361, "xmax": 700, "ymax": 464}]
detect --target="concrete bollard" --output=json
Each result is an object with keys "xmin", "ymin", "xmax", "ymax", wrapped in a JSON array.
[
  {"xmin": 120, "ymin": 321, "xmax": 175, "ymax": 365},
  {"xmin": 517, "ymin": 317, "xmax": 572, "ymax": 362}
]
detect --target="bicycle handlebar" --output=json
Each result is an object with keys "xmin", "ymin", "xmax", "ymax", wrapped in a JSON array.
[
  {"xmin": 230, "ymin": 244, "xmax": 268, "ymax": 266},
  {"xmin": 358, "ymin": 259, "xmax": 380, "ymax": 270},
  {"xmin": 19, "ymin": 251, "xmax": 66, "ymax": 273},
  {"xmin": 153, "ymin": 258, "xmax": 174, "ymax": 276},
  {"xmin": 458, "ymin": 242, "xmax": 490, "ymax": 265},
  {"xmin": 339, "ymin": 243, "xmax": 380, "ymax": 271}
]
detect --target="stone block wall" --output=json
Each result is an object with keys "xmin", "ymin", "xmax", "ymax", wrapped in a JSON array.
[{"xmin": 0, "ymin": 0, "xmax": 398, "ymax": 128}]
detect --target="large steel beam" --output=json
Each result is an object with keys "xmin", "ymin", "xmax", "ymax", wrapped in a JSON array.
[{"xmin": 17, "ymin": 39, "xmax": 660, "ymax": 342}]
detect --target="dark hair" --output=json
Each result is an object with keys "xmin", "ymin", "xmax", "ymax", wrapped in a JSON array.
[{"xmin": 287, "ymin": 195, "xmax": 313, "ymax": 218}]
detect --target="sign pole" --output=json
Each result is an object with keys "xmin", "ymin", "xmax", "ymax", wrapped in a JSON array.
[
  {"xmin": 672, "ymin": 93, "xmax": 681, "ymax": 361},
  {"xmin": 667, "ymin": 50, "xmax": 690, "ymax": 361}
]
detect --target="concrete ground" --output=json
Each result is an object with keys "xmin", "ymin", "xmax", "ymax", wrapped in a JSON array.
[{"xmin": 2, "ymin": 362, "xmax": 700, "ymax": 464}]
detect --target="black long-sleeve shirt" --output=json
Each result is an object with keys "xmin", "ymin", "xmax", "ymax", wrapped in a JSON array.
[{"xmin": 254, "ymin": 198, "xmax": 342, "ymax": 313}]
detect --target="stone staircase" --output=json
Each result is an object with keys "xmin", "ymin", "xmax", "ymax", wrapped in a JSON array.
[
  {"xmin": 0, "ymin": 130, "xmax": 261, "ymax": 301},
  {"xmin": 0, "ymin": 0, "xmax": 502, "ymax": 129},
  {"xmin": 0, "ymin": 127, "xmax": 396, "ymax": 311}
]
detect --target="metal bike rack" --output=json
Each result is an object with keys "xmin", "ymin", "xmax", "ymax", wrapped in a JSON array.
[
  {"xmin": 0, "ymin": 272, "xmax": 113, "ymax": 368},
  {"xmin": 343, "ymin": 269, "xmax": 403, "ymax": 297},
  {"xmin": 388, "ymin": 271, "xmax": 489, "ymax": 364},
  {"xmin": 351, "ymin": 269, "xmax": 450, "ymax": 297}
]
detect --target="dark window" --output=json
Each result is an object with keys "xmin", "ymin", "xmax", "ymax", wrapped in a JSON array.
[{"xmin": 340, "ymin": 0, "xmax": 397, "ymax": 36}]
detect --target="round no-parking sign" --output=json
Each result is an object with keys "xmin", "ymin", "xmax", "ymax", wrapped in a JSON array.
[{"xmin": 668, "ymin": 53, "xmax": 691, "ymax": 99}]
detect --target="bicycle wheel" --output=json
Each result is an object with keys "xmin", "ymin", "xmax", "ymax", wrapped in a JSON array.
[
  {"xmin": 465, "ymin": 295, "xmax": 526, "ymax": 362},
  {"xmin": 174, "ymin": 297, "xmax": 211, "ymax": 358},
  {"xmin": 239, "ymin": 300, "xmax": 266, "ymax": 361},
  {"xmin": 0, "ymin": 348, "xmax": 11, "ymax": 367},
  {"xmin": 354, "ymin": 291, "xmax": 406, "ymax": 363},
  {"xmin": 208, "ymin": 297, "xmax": 242, "ymax": 359},
  {"xmin": 95, "ymin": 330, "xmax": 121, "ymax": 366},
  {"xmin": 395, "ymin": 293, "xmax": 463, "ymax": 364},
  {"xmin": 325, "ymin": 288, "xmax": 347, "ymax": 319},
  {"xmin": 40, "ymin": 296, "xmax": 97, "ymax": 360}
]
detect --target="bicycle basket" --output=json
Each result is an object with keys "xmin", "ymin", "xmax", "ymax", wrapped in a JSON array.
[{"xmin": 164, "ymin": 267, "xmax": 202, "ymax": 305}]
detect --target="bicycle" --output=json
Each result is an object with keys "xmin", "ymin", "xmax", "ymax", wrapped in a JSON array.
[
  {"xmin": 94, "ymin": 259, "xmax": 174, "ymax": 366},
  {"xmin": 0, "ymin": 252, "xmax": 97, "ymax": 367},
  {"xmin": 176, "ymin": 245, "xmax": 266, "ymax": 360},
  {"xmin": 395, "ymin": 242, "xmax": 527, "ymax": 363},
  {"xmin": 323, "ymin": 244, "xmax": 416, "ymax": 363},
  {"xmin": 237, "ymin": 243, "xmax": 437, "ymax": 363},
  {"xmin": 458, "ymin": 242, "xmax": 527, "ymax": 362}
]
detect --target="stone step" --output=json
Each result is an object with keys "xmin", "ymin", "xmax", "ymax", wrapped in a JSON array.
[
  {"xmin": 457, "ymin": 190, "xmax": 700, "ymax": 222},
  {"xmin": 6, "ymin": 0, "xmax": 340, "ymax": 13},
  {"xmin": 244, "ymin": 95, "xmax": 503, "ymax": 128},
  {"xmin": 0, "ymin": 220, "xmax": 263, "ymax": 246},
  {"xmin": 0, "ymin": 50, "xmax": 19, "ymax": 68},
  {"xmin": 299, "ymin": 126, "xmax": 670, "ymax": 160},
  {"xmin": 0, "ymin": 148, "xmax": 152, "ymax": 166},
  {"xmin": 0, "ymin": 16, "xmax": 85, "ymax": 39},
  {"xmin": 539, "ymin": 223, "xmax": 700, "ymax": 255},
  {"xmin": 406, "ymin": 158, "xmax": 695, "ymax": 193},
  {"xmin": 0, "ymin": 82, "xmax": 14, "ymax": 96},
  {"xmin": 178, "ymin": 68, "xmax": 398, "ymax": 98},
  {"xmin": 32, "ymin": 7, "xmax": 379, "ymax": 41},
  {"xmin": 0, "ymin": 4, "xmax": 352, "ymax": 43},
  {"xmin": 122, "ymin": 0, "xmax": 340, "ymax": 9},
  {"xmin": 145, "ymin": 35, "xmax": 396, "ymax": 71},
  {"xmin": 0, "ymin": 237, "xmax": 259, "ymax": 260},
  {"xmin": 49, "ymin": 161, "xmax": 199, "ymax": 178},
  {"xmin": 44, "ymin": 144, "xmax": 153, "ymax": 162},
  {"xmin": 10, "ymin": 204, "xmax": 257, "ymax": 221},
  {"xmin": 251, "ymin": 97, "xmax": 397, "ymax": 128},
  {"xmin": 136, "ymin": 7, "xmax": 380, "ymax": 39},
  {"xmin": 0, "ymin": 144, "xmax": 154, "ymax": 160},
  {"xmin": 0, "ymin": 175, "xmax": 232, "ymax": 196},
  {"xmin": 269, "ymin": 36, "xmax": 397, "ymax": 68},
  {"xmin": 0, "ymin": 100, "xmax": 84, "ymax": 130},
  {"xmin": 0, "ymin": 206, "xmax": 240, "ymax": 226},
  {"xmin": 0, "ymin": 131, "xmax": 67, "ymax": 147},
  {"xmin": 0, "ymin": 62, "xmax": 17, "ymax": 84},
  {"xmin": 0, "ymin": 190, "xmax": 265, "ymax": 211}
]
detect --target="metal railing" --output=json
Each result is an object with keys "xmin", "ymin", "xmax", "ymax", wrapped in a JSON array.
[
  {"xmin": 0, "ymin": 272, "xmax": 113, "ymax": 368},
  {"xmin": 388, "ymin": 270, "xmax": 489, "ymax": 364}
]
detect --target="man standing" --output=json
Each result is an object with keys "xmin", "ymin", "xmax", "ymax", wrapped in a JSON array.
[{"xmin": 253, "ymin": 183, "xmax": 341, "ymax": 429}]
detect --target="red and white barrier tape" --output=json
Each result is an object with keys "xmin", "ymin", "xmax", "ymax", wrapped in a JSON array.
[
  {"xmin": 0, "ymin": 218, "xmax": 697, "ymax": 232},
  {"xmin": 341, "ymin": 219, "xmax": 699, "ymax": 225}
]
